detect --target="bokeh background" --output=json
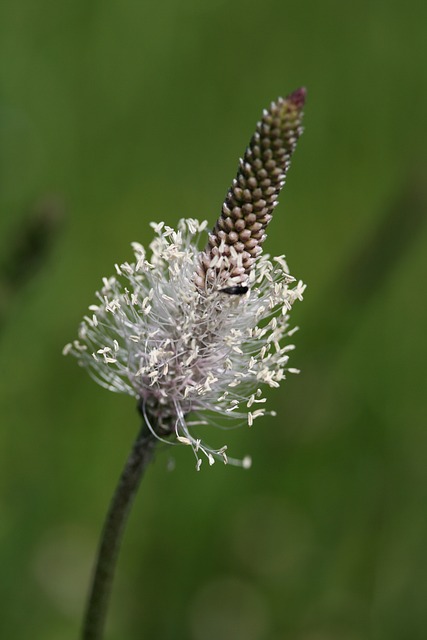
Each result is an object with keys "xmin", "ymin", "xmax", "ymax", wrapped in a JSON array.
[{"xmin": 1, "ymin": 1, "xmax": 426, "ymax": 639}]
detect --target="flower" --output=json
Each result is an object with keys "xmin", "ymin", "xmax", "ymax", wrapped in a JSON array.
[{"xmin": 64, "ymin": 89, "xmax": 306, "ymax": 470}]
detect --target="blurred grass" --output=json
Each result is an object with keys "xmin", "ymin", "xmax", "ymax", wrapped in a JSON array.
[{"xmin": 1, "ymin": 0, "xmax": 427, "ymax": 638}]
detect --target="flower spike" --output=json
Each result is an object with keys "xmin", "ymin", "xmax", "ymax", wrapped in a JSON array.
[{"xmin": 64, "ymin": 89, "xmax": 307, "ymax": 469}]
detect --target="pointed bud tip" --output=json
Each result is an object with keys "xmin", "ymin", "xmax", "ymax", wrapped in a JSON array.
[{"xmin": 288, "ymin": 87, "xmax": 307, "ymax": 108}]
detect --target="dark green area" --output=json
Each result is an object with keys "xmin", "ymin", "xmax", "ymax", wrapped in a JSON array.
[{"xmin": 1, "ymin": 1, "xmax": 426, "ymax": 638}]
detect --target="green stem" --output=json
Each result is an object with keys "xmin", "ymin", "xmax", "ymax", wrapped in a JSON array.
[{"xmin": 81, "ymin": 422, "xmax": 157, "ymax": 640}]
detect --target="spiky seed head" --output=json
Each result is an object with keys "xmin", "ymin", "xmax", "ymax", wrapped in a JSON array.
[{"xmin": 194, "ymin": 87, "xmax": 306, "ymax": 292}]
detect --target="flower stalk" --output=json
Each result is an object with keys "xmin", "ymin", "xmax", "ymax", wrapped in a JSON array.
[
  {"xmin": 66, "ymin": 88, "xmax": 307, "ymax": 639},
  {"xmin": 82, "ymin": 422, "xmax": 157, "ymax": 640}
]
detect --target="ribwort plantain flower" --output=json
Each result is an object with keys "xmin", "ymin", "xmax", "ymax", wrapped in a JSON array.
[{"xmin": 64, "ymin": 88, "xmax": 306, "ymax": 470}]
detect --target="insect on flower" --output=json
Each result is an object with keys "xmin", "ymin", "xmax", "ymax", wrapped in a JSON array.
[
  {"xmin": 64, "ymin": 88, "xmax": 307, "ymax": 470},
  {"xmin": 219, "ymin": 286, "xmax": 249, "ymax": 295}
]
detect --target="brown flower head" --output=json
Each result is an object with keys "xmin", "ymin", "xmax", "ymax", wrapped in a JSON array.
[{"xmin": 194, "ymin": 87, "xmax": 306, "ymax": 292}]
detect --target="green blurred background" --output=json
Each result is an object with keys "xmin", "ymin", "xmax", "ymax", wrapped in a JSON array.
[{"xmin": 1, "ymin": 1, "xmax": 426, "ymax": 638}]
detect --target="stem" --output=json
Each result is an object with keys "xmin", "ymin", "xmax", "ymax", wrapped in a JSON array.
[{"xmin": 81, "ymin": 422, "xmax": 157, "ymax": 640}]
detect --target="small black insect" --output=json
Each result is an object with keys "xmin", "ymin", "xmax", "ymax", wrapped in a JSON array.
[{"xmin": 220, "ymin": 285, "xmax": 249, "ymax": 295}]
